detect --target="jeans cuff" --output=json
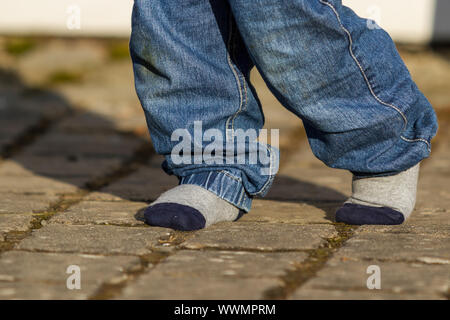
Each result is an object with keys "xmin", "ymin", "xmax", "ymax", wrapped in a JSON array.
[{"xmin": 179, "ymin": 170, "xmax": 253, "ymax": 212}]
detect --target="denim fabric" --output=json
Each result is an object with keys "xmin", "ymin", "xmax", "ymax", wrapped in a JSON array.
[
  {"xmin": 130, "ymin": 0, "xmax": 438, "ymax": 211},
  {"xmin": 179, "ymin": 169, "xmax": 253, "ymax": 211}
]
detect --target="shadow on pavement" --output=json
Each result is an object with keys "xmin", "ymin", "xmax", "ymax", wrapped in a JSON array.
[{"xmin": 0, "ymin": 68, "xmax": 345, "ymax": 223}]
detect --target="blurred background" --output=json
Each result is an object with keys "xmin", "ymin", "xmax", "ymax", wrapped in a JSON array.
[
  {"xmin": 1, "ymin": 0, "xmax": 450, "ymax": 42},
  {"xmin": 0, "ymin": 0, "xmax": 449, "ymax": 183}
]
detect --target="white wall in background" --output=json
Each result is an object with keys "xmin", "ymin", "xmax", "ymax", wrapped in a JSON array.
[
  {"xmin": 0, "ymin": 0, "xmax": 133, "ymax": 37},
  {"xmin": 344, "ymin": 0, "xmax": 436, "ymax": 44},
  {"xmin": 0, "ymin": 0, "xmax": 448, "ymax": 43}
]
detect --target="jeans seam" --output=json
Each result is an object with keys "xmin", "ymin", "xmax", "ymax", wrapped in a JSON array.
[
  {"xmin": 250, "ymin": 144, "xmax": 276, "ymax": 196},
  {"xmin": 400, "ymin": 136, "xmax": 431, "ymax": 149},
  {"xmin": 225, "ymin": 13, "xmax": 248, "ymax": 138},
  {"xmin": 238, "ymin": 187, "xmax": 245, "ymax": 205},
  {"xmin": 318, "ymin": 0, "xmax": 431, "ymax": 152},
  {"xmin": 254, "ymin": 173, "xmax": 275, "ymax": 196},
  {"xmin": 204, "ymin": 171, "xmax": 212, "ymax": 186},
  {"xmin": 219, "ymin": 169, "xmax": 242, "ymax": 182}
]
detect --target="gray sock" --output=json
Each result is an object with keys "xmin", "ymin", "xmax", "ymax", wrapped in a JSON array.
[
  {"xmin": 336, "ymin": 163, "xmax": 420, "ymax": 225},
  {"xmin": 143, "ymin": 184, "xmax": 240, "ymax": 230}
]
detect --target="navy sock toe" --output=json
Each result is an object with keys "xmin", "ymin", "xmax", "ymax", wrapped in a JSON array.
[
  {"xmin": 144, "ymin": 203, "xmax": 206, "ymax": 231},
  {"xmin": 335, "ymin": 203, "xmax": 405, "ymax": 225},
  {"xmin": 233, "ymin": 210, "xmax": 245, "ymax": 222}
]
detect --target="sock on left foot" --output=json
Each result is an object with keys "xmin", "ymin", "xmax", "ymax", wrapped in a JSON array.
[
  {"xmin": 335, "ymin": 163, "xmax": 420, "ymax": 225},
  {"xmin": 144, "ymin": 184, "xmax": 241, "ymax": 231}
]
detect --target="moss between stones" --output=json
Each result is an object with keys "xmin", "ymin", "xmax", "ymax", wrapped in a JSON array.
[
  {"xmin": 0, "ymin": 230, "xmax": 31, "ymax": 253},
  {"xmin": 262, "ymin": 223, "xmax": 358, "ymax": 299},
  {"xmin": 89, "ymin": 250, "xmax": 171, "ymax": 300},
  {"xmin": 0, "ymin": 117, "xmax": 55, "ymax": 160}
]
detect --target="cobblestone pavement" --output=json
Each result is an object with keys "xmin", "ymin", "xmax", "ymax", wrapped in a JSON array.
[{"xmin": 0, "ymin": 37, "xmax": 448, "ymax": 300}]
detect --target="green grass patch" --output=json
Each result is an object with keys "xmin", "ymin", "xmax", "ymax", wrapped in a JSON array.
[
  {"xmin": 5, "ymin": 38, "xmax": 36, "ymax": 56},
  {"xmin": 47, "ymin": 70, "xmax": 83, "ymax": 85},
  {"xmin": 107, "ymin": 41, "xmax": 130, "ymax": 60}
]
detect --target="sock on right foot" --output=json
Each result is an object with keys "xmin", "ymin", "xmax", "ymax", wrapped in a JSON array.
[{"xmin": 335, "ymin": 163, "xmax": 420, "ymax": 225}]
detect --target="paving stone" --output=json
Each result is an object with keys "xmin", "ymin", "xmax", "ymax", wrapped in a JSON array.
[
  {"xmin": 0, "ymin": 160, "xmax": 36, "ymax": 176},
  {"xmin": 415, "ymin": 172, "xmax": 450, "ymax": 211},
  {"xmin": 0, "ymin": 116, "xmax": 40, "ymax": 149},
  {"xmin": 251, "ymin": 69, "xmax": 298, "ymax": 130},
  {"xmin": 401, "ymin": 49, "xmax": 450, "ymax": 108},
  {"xmin": 54, "ymin": 112, "xmax": 136, "ymax": 134},
  {"xmin": 49, "ymin": 106, "xmax": 147, "ymax": 138},
  {"xmin": 335, "ymin": 230, "xmax": 450, "ymax": 262},
  {"xmin": 57, "ymin": 87, "xmax": 145, "ymax": 135},
  {"xmin": 0, "ymin": 174, "xmax": 79, "ymax": 195},
  {"xmin": 0, "ymin": 105, "xmax": 42, "ymax": 122},
  {"xmin": 0, "ymin": 101, "xmax": 42, "ymax": 117},
  {"xmin": 0, "ymin": 137, "xmax": 12, "ymax": 150},
  {"xmin": 291, "ymin": 289, "xmax": 443, "ymax": 300},
  {"xmin": 51, "ymin": 200, "xmax": 147, "ymax": 226},
  {"xmin": 121, "ymin": 276, "xmax": 282, "ymax": 300},
  {"xmin": 0, "ymin": 154, "xmax": 90, "ymax": 191},
  {"xmin": 20, "ymin": 132, "xmax": 141, "ymax": 159},
  {"xmin": 96, "ymin": 166, "xmax": 178, "ymax": 201},
  {"xmin": 408, "ymin": 209, "xmax": 449, "ymax": 227},
  {"xmin": 120, "ymin": 250, "xmax": 306, "ymax": 299},
  {"xmin": 292, "ymin": 260, "xmax": 449, "ymax": 300},
  {"xmin": 17, "ymin": 224, "xmax": 169, "ymax": 255},
  {"xmin": 421, "ymin": 151, "xmax": 450, "ymax": 175},
  {"xmin": 279, "ymin": 137, "xmax": 335, "ymax": 171},
  {"xmin": 153, "ymin": 250, "xmax": 308, "ymax": 278},
  {"xmin": 0, "ymin": 251, "xmax": 139, "ymax": 299},
  {"xmin": 251, "ymin": 69, "xmax": 302, "ymax": 153},
  {"xmin": 17, "ymin": 39, "xmax": 106, "ymax": 85},
  {"xmin": 267, "ymin": 137, "xmax": 351, "ymax": 202},
  {"xmin": 83, "ymin": 191, "xmax": 129, "ymax": 202},
  {"xmin": 0, "ymin": 193, "xmax": 57, "ymax": 214},
  {"xmin": 0, "ymin": 214, "xmax": 33, "ymax": 237},
  {"xmin": 356, "ymin": 223, "xmax": 450, "ymax": 238},
  {"xmin": 241, "ymin": 200, "xmax": 336, "ymax": 224},
  {"xmin": 181, "ymin": 222, "xmax": 337, "ymax": 251},
  {"xmin": 266, "ymin": 170, "xmax": 350, "ymax": 203},
  {"xmin": 12, "ymin": 155, "xmax": 124, "ymax": 181}
]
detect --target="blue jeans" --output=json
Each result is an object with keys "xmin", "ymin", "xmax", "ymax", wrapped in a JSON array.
[{"xmin": 130, "ymin": 0, "xmax": 438, "ymax": 212}]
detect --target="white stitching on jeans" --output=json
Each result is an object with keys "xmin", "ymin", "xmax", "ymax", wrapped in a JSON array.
[
  {"xmin": 250, "ymin": 144, "xmax": 276, "ymax": 196},
  {"xmin": 318, "ymin": 0, "xmax": 431, "ymax": 151},
  {"xmin": 229, "ymin": 73, "xmax": 248, "ymax": 132},
  {"xmin": 219, "ymin": 170, "xmax": 242, "ymax": 182},
  {"xmin": 227, "ymin": 13, "xmax": 249, "ymax": 131},
  {"xmin": 238, "ymin": 187, "xmax": 245, "ymax": 205},
  {"xmin": 225, "ymin": 14, "xmax": 244, "ymax": 140},
  {"xmin": 400, "ymin": 136, "xmax": 431, "ymax": 148}
]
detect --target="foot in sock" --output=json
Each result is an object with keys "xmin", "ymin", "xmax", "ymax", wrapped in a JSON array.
[
  {"xmin": 335, "ymin": 163, "xmax": 420, "ymax": 225},
  {"xmin": 144, "ymin": 184, "xmax": 241, "ymax": 231}
]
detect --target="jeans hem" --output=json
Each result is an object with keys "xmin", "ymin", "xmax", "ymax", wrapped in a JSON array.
[
  {"xmin": 351, "ymin": 135, "xmax": 431, "ymax": 178},
  {"xmin": 179, "ymin": 170, "xmax": 253, "ymax": 212}
]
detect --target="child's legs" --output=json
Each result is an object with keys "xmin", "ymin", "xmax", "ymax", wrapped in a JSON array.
[
  {"xmin": 131, "ymin": 0, "xmax": 439, "ymax": 228},
  {"xmin": 228, "ymin": 0, "xmax": 438, "ymax": 176},
  {"xmin": 130, "ymin": 0, "xmax": 277, "ymax": 212}
]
